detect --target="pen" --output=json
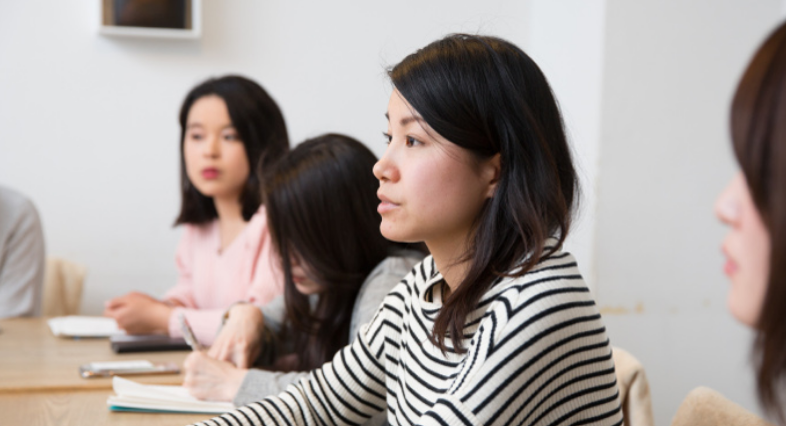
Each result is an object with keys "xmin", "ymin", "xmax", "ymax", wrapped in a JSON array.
[{"xmin": 178, "ymin": 313, "xmax": 203, "ymax": 351}]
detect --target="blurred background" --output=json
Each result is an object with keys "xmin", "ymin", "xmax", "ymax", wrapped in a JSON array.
[{"xmin": 0, "ymin": 1, "xmax": 782, "ymax": 424}]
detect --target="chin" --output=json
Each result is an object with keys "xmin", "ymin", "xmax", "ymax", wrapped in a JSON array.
[
  {"xmin": 727, "ymin": 291, "xmax": 758, "ymax": 328},
  {"xmin": 380, "ymin": 227, "xmax": 412, "ymax": 244}
]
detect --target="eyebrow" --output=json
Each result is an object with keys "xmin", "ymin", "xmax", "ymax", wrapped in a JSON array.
[
  {"xmin": 384, "ymin": 112, "xmax": 425, "ymax": 127},
  {"xmin": 185, "ymin": 123, "xmax": 235, "ymax": 130}
]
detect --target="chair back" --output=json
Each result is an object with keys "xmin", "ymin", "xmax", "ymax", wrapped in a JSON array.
[
  {"xmin": 613, "ymin": 346, "xmax": 655, "ymax": 426},
  {"xmin": 42, "ymin": 257, "xmax": 86, "ymax": 316},
  {"xmin": 670, "ymin": 387, "xmax": 774, "ymax": 426}
]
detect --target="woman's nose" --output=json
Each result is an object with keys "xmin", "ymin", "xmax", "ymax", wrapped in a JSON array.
[
  {"xmin": 373, "ymin": 147, "xmax": 399, "ymax": 183},
  {"xmin": 203, "ymin": 136, "xmax": 220, "ymax": 158},
  {"xmin": 715, "ymin": 172, "xmax": 742, "ymax": 226}
]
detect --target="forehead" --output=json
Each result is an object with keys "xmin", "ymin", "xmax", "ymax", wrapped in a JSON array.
[
  {"xmin": 187, "ymin": 95, "xmax": 232, "ymax": 124},
  {"xmin": 387, "ymin": 90, "xmax": 420, "ymax": 124}
]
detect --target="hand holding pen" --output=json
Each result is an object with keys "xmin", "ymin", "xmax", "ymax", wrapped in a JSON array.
[{"xmin": 178, "ymin": 313, "xmax": 203, "ymax": 352}]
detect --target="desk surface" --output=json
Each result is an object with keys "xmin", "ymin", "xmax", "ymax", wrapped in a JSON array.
[
  {"xmin": 0, "ymin": 317, "xmax": 190, "ymax": 393},
  {"xmin": 0, "ymin": 389, "xmax": 209, "ymax": 425}
]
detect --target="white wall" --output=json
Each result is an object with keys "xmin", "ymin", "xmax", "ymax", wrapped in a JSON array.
[
  {"xmin": 525, "ymin": 0, "xmax": 607, "ymax": 289},
  {"xmin": 594, "ymin": 0, "xmax": 782, "ymax": 423},
  {"xmin": 0, "ymin": 1, "xmax": 607, "ymax": 316}
]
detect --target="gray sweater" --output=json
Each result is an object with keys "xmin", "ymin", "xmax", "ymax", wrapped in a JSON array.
[
  {"xmin": 0, "ymin": 186, "xmax": 44, "ymax": 318},
  {"xmin": 233, "ymin": 253, "xmax": 422, "ymax": 413}
]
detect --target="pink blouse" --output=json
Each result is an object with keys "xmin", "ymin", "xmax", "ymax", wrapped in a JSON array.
[{"xmin": 163, "ymin": 206, "xmax": 282, "ymax": 346}]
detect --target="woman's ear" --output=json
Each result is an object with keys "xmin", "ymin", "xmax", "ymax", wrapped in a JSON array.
[{"xmin": 483, "ymin": 153, "xmax": 501, "ymax": 198}]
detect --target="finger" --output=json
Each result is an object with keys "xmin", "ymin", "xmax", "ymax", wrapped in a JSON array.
[
  {"xmin": 206, "ymin": 339, "xmax": 223, "ymax": 359},
  {"xmin": 235, "ymin": 351, "xmax": 249, "ymax": 369},
  {"xmin": 215, "ymin": 343, "xmax": 233, "ymax": 363},
  {"xmin": 104, "ymin": 298, "xmax": 123, "ymax": 310}
]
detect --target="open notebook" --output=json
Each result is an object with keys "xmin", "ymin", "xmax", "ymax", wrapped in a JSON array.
[{"xmin": 107, "ymin": 376, "xmax": 235, "ymax": 414}]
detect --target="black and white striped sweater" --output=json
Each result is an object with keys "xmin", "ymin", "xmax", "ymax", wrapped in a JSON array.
[{"xmin": 192, "ymin": 249, "xmax": 622, "ymax": 426}]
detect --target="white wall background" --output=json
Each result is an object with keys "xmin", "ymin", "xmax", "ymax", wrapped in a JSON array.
[
  {"xmin": 593, "ymin": 0, "xmax": 782, "ymax": 423},
  {"xmin": 0, "ymin": 1, "xmax": 781, "ymax": 424}
]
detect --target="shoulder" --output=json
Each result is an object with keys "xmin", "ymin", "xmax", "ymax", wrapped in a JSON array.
[
  {"xmin": 493, "ymin": 250, "xmax": 587, "ymax": 300},
  {"xmin": 178, "ymin": 219, "xmax": 218, "ymax": 248},
  {"xmin": 240, "ymin": 206, "xmax": 270, "ymax": 247},
  {"xmin": 0, "ymin": 186, "xmax": 37, "ymax": 217},
  {"xmin": 247, "ymin": 205, "xmax": 268, "ymax": 230},
  {"xmin": 357, "ymin": 253, "xmax": 425, "ymax": 302},
  {"xmin": 367, "ymin": 251, "xmax": 424, "ymax": 282},
  {"xmin": 0, "ymin": 186, "xmax": 41, "ymax": 233},
  {"xmin": 479, "ymin": 250, "xmax": 598, "ymax": 336}
]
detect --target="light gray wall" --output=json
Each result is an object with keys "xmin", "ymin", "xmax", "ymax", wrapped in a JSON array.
[
  {"xmin": 0, "ymin": 1, "xmax": 534, "ymax": 316},
  {"xmin": 0, "ymin": 1, "xmax": 608, "ymax": 317},
  {"xmin": 594, "ymin": 0, "xmax": 782, "ymax": 423}
]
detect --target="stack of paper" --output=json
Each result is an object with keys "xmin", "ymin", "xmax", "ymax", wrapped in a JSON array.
[
  {"xmin": 107, "ymin": 376, "xmax": 235, "ymax": 414},
  {"xmin": 47, "ymin": 316, "xmax": 125, "ymax": 337}
]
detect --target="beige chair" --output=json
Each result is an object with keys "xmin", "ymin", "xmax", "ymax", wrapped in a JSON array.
[
  {"xmin": 612, "ymin": 347, "xmax": 655, "ymax": 426},
  {"xmin": 42, "ymin": 257, "xmax": 86, "ymax": 316},
  {"xmin": 670, "ymin": 387, "xmax": 773, "ymax": 426}
]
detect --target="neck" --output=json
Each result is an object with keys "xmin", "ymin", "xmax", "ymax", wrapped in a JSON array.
[
  {"xmin": 212, "ymin": 195, "xmax": 244, "ymax": 224},
  {"xmin": 426, "ymin": 237, "xmax": 472, "ymax": 293}
]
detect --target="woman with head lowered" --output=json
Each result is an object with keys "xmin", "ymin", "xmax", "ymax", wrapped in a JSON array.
[{"xmin": 191, "ymin": 34, "xmax": 621, "ymax": 426}]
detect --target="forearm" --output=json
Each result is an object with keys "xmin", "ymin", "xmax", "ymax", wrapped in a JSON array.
[{"xmin": 191, "ymin": 328, "xmax": 387, "ymax": 426}]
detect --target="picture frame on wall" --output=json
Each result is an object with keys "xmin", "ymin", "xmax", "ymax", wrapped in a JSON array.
[{"xmin": 99, "ymin": 0, "xmax": 202, "ymax": 39}]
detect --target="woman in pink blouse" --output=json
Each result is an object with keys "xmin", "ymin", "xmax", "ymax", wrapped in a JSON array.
[{"xmin": 104, "ymin": 75, "xmax": 289, "ymax": 345}]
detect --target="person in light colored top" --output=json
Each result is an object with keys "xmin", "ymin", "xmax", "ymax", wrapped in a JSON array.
[
  {"xmin": 104, "ymin": 75, "xmax": 289, "ymax": 345},
  {"xmin": 714, "ymin": 19, "xmax": 786, "ymax": 424},
  {"xmin": 0, "ymin": 185, "xmax": 44, "ymax": 319},
  {"xmin": 183, "ymin": 134, "xmax": 424, "ymax": 426}
]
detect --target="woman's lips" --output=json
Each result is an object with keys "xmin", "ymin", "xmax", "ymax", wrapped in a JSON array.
[
  {"xmin": 202, "ymin": 168, "xmax": 219, "ymax": 179},
  {"xmin": 722, "ymin": 247, "xmax": 738, "ymax": 276},
  {"xmin": 377, "ymin": 193, "xmax": 399, "ymax": 214},
  {"xmin": 377, "ymin": 201, "xmax": 398, "ymax": 214},
  {"xmin": 724, "ymin": 258, "xmax": 738, "ymax": 276}
]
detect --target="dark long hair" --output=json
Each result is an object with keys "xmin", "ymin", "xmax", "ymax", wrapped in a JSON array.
[
  {"xmin": 264, "ymin": 134, "xmax": 395, "ymax": 371},
  {"xmin": 731, "ymin": 20, "xmax": 786, "ymax": 422},
  {"xmin": 389, "ymin": 34, "xmax": 578, "ymax": 353},
  {"xmin": 174, "ymin": 75, "xmax": 289, "ymax": 225}
]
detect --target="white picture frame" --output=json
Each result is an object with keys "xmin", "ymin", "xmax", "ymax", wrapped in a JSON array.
[{"xmin": 99, "ymin": 0, "xmax": 202, "ymax": 40}]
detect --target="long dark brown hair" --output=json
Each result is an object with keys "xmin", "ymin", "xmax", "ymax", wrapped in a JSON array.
[
  {"xmin": 174, "ymin": 75, "xmax": 289, "ymax": 225},
  {"xmin": 264, "ymin": 133, "xmax": 397, "ymax": 371},
  {"xmin": 389, "ymin": 34, "xmax": 578, "ymax": 353},
  {"xmin": 731, "ymin": 20, "xmax": 786, "ymax": 422}
]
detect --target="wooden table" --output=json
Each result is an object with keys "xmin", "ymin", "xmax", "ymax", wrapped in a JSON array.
[
  {"xmin": 0, "ymin": 390, "xmax": 208, "ymax": 425},
  {"xmin": 0, "ymin": 317, "xmax": 219, "ymax": 425},
  {"xmin": 0, "ymin": 317, "xmax": 189, "ymax": 393}
]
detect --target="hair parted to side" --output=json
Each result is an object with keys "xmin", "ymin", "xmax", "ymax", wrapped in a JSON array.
[
  {"xmin": 731, "ymin": 20, "xmax": 786, "ymax": 422},
  {"xmin": 389, "ymin": 34, "xmax": 578, "ymax": 353},
  {"xmin": 264, "ymin": 133, "xmax": 398, "ymax": 371},
  {"xmin": 175, "ymin": 75, "xmax": 289, "ymax": 225}
]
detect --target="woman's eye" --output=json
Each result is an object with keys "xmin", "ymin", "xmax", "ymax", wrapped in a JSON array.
[
  {"xmin": 223, "ymin": 133, "xmax": 239, "ymax": 141},
  {"xmin": 405, "ymin": 136, "xmax": 422, "ymax": 147},
  {"xmin": 382, "ymin": 132, "xmax": 392, "ymax": 145},
  {"xmin": 189, "ymin": 133, "xmax": 203, "ymax": 141}
]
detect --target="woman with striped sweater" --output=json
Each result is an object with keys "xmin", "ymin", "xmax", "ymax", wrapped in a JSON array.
[{"xmin": 191, "ymin": 34, "xmax": 622, "ymax": 426}]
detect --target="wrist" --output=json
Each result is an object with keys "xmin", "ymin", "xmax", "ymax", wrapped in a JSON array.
[
  {"xmin": 225, "ymin": 368, "xmax": 248, "ymax": 400},
  {"xmin": 156, "ymin": 304, "xmax": 174, "ymax": 335}
]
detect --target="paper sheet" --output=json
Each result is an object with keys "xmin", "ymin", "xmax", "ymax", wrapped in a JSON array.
[{"xmin": 47, "ymin": 316, "xmax": 125, "ymax": 337}]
